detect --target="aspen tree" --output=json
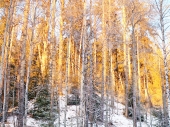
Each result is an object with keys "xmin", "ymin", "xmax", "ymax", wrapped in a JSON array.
[
  {"xmin": 74, "ymin": 43, "xmax": 78, "ymax": 84},
  {"xmin": 24, "ymin": 1, "xmax": 37, "ymax": 126},
  {"xmin": 122, "ymin": 0, "xmax": 129, "ymax": 117},
  {"xmin": 93, "ymin": 15, "xmax": 99, "ymax": 124},
  {"xmin": 156, "ymin": 0, "xmax": 170, "ymax": 126},
  {"xmin": 125, "ymin": 1, "xmax": 148, "ymax": 126},
  {"xmin": 107, "ymin": 0, "xmax": 116, "ymax": 109},
  {"xmin": 64, "ymin": 24, "xmax": 71, "ymax": 127},
  {"xmin": 5, "ymin": 26, "xmax": 16, "ymax": 124},
  {"xmin": 78, "ymin": 5, "xmax": 84, "ymax": 90},
  {"xmin": 131, "ymin": 18, "xmax": 138, "ymax": 127},
  {"xmin": 88, "ymin": 1, "xmax": 95, "ymax": 125},
  {"xmin": 48, "ymin": 0, "xmax": 57, "ymax": 126},
  {"xmin": 18, "ymin": 0, "xmax": 30, "ymax": 126},
  {"xmin": 105, "ymin": 0, "xmax": 113, "ymax": 124},
  {"xmin": 80, "ymin": 0, "xmax": 87, "ymax": 126},
  {"xmin": 136, "ymin": 29, "xmax": 142, "ymax": 126},
  {"xmin": 58, "ymin": 0, "xmax": 64, "ymax": 93},
  {"xmin": 2, "ymin": 0, "xmax": 15, "ymax": 125},
  {"xmin": 101, "ymin": 0, "xmax": 106, "ymax": 121},
  {"xmin": 130, "ymin": 2, "xmax": 139, "ymax": 126},
  {"xmin": 0, "ymin": 0, "xmax": 13, "ymax": 115}
]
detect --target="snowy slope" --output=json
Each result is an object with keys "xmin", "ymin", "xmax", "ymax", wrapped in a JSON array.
[
  {"xmin": 57, "ymin": 96, "xmax": 149, "ymax": 127},
  {"xmin": 54, "ymin": 96, "xmax": 151, "ymax": 127},
  {"xmin": 3, "ymin": 97, "xmax": 154, "ymax": 127},
  {"xmin": 110, "ymin": 102, "xmax": 148, "ymax": 127},
  {"xmin": 7, "ymin": 116, "xmax": 40, "ymax": 127}
]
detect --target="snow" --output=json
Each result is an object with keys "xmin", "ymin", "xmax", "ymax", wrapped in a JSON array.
[
  {"xmin": 110, "ymin": 102, "xmax": 147, "ymax": 127},
  {"xmin": 55, "ymin": 96, "xmax": 150, "ymax": 127},
  {"xmin": 112, "ymin": 103, "xmax": 130, "ymax": 126},
  {"xmin": 6, "ymin": 116, "xmax": 40, "ymax": 127},
  {"xmin": 54, "ymin": 96, "xmax": 81, "ymax": 126},
  {"xmin": 27, "ymin": 99, "xmax": 35, "ymax": 111},
  {"xmin": 2, "ymin": 96, "xmax": 156, "ymax": 127}
]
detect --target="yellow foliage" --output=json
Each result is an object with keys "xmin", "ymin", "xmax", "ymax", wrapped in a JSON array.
[{"xmin": 140, "ymin": 37, "xmax": 162, "ymax": 106}]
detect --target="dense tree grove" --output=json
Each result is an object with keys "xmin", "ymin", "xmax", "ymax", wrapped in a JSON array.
[{"xmin": 0, "ymin": 0, "xmax": 170, "ymax": 127}]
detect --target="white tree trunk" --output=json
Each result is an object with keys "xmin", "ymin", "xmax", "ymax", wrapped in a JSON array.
[
  {"xmin": 80, "ymin": 1, "xmax": 87, "ymax": 126},
  {"xmin": 1, "ymin": 0, "xmax": 13, "ymax": 118},
  {"xmin": 64, "ymin": 25, "xmax": 71, "ymax": 127},
  {"xmin": 122, "ymin": 3, "xmax": 129, "ymax": 117},
  {"xmin": 101, "ymin": 0, "xmax": 106, "ymax": 122},
  {"xmin": 18, "ymin": 0, "xmax": 30, "ymax": 126},
  {"xmin": 58, "ymin": 0, "xmax": 64, "ymax": 94},
  {"xmin": 132, "ymin": 26, "xmax": 137, "ymax": 127},
  {"xmin": 159, "ymin": 0, "xmax": 170, "ymax": 126},
  {"xmin": 24, "ymin": 3, "xmax": 36, "ymax": 125}
]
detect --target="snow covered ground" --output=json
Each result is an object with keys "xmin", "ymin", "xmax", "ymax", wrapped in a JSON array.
[
  {"xmin": 6, "ymin": 116, "xmax": 40, "ymax": 127},
  {"xmin": 57, "ymin": 96, "xmax": 151, "ymax": 127},
  {"xmin": 110, "ymin": 102, "xmax": 148, "ymax": 127},
  {"xmin": 2, "ymin": 97, "xmax": 156, "ymax": 127}
]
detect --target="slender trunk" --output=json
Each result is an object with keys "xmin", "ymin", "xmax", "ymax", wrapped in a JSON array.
[
  {"xmin": 49, "ymin": 42, "xmax": 56, "ymax": 126},
  {"xmin": 159, "ymin": 1, "xmax": 169, "ymax": 126},
  {"xmin": 0, "ymin": 0, "xmax": 13, "ymax": 115},
  {"xmin": 110, "ymin": 49, "xmax": 115, "ymax": 108},
  {"xmin": 132, "ymin": 26, "xmax": 137, "ymax": 127},
  {"xmin": 16, "ymin": 63, "xmax": 20, "ymax": 112},
  {"xmin": 64, "ymin": 25, "xmax": 71, "ymax": 127},
  {"xmin": 2, "ymin": 51, "xmax": 10, "ymax": 126},
  {"xmin": 18, "ymin": 0, "xmax": 30, "ymax": 126},
  {"xmin": 71, "ymin": 41, "xmax": 74, "ymax": 76},
  {"xmin": 137, "ymin": 34, "xmax": 141, "ymax": 100},
  {"xmin": 136, "ymin": 32, "xmax": 142, "ymax": 127},
  {"xmin": 101, "ymin": 0, "xmax": 106, "ymax": 121},
  {"xmin": 84, "ymin": 49, "xmax": 88, "ymax": 127},
  {"xmin": 80, "ymin": 1, "xmax": 86, "ymax": 126},
  {"xmin": 2, "ymin": 0, "xmax": 16, "ymax": 124},
  {"xmin": 58, "ymin": 0, "xmax": 64, "ymax": 94},
  {"xmin": 24, "ymin": 4, "xmax": 36, "ymax": 126},
  {"xmin": 122, "ymin": 4, "xmax": 129, "ymax": 117},
  {"xmin": 108, "ymin": 48, "xmax": 112, "ymax": 117},
  {"xmin": 78, "ymin": 20, "xmax": 84, "ymax": 87},
  {"xmin": 88, "ymin": 38, "xmax": 95, "ymax": 126},
  {"xmin": 161, "ymin": 69, "xmax": 166, "ymax": 127},
  {"xmin": 128, "ymin": 47, "xmax": 131, "ymax": 79},
  {"xmin": 23, "ymin": 45, "xmax": 33, "ymax": 127},
  {"xmin": 115, "ymin": 49, "xmax": 119, "ymax": 96},
  {"xmin": 49, "ymin": 0, "xmax": 57, "ymax": 126},
  {"xmin": 78, "ymin": 0, "xmax": 86, "ymax": 98},
  {"xmin": 88, "ymin": 1, "xmax": 95, "ymax": 125},
  {"xmin": 93, "ymin": 14, "xmax": 98, "ymax": 124},
  {"xmin": 5, "ymin": 24, "xmax": 16, "ymax": 124}
]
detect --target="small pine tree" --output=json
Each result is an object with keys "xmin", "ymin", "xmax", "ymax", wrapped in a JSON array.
[{"xmin": 31, "ymin": 85, "xmax": 51, "ymax": 122}]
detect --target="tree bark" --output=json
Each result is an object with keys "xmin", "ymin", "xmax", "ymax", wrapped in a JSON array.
[
  {"xmin": 49, "ymin": 0, "xmax": 57, "ymax": 126},
  {"xmin": 132, "ymin": 26, "xmax": 137, "ymax": 127},
  {"xmin": 64, "ymin": 25, "xmax": 71, "ymax": 127},
  {"xmin": 101, "ymin": 0, "xmax": 106, "ymax": 122},
  {"xmin": 80, "ymin": 1, "xmax": 87, "ymax": 126},
  {"xmin": 23, "ymin": 2, "xmax": 36, "ymax": 125},
  {"xmin": 0, "ymin": 0, "xmax": 13, "ymax": 116},
  {"xmin": 58, "ymin": 0, "xmax": 64, "ymax": 94},
  {"xmin": 18, "ymin": 0, "xmax": 30, "ymax": 126},
  {"xmin": 159, "ymin": 0, "xmax": 169, "ymax": 126},
  {"xmin": 122, "ymin": 3, "xmax": 129, "ymax": 118}
]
